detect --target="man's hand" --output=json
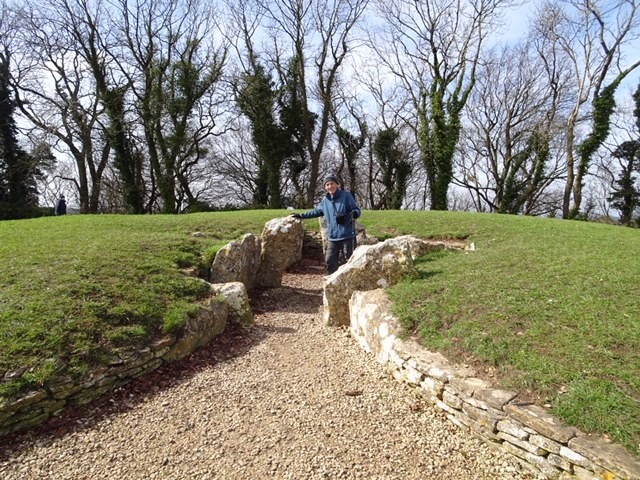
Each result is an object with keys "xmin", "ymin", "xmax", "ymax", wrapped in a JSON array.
[
  {"xmin": 351, "ymin": 210, "xmax": 359, "ymax": 219},
  {"xmin": 290, "ymin": 213, "xmax": 302, "ymax": 219}
]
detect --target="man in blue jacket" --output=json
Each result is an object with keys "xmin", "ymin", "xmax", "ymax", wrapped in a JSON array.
[{"xmin": 291, "ymin": 173, "xmax": 361, "ymax": 274}]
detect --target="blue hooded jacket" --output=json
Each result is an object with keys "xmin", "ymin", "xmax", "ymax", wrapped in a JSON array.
[{"xmin": 300, "ymin": 189, "xmax": 361, "ymax": 241}]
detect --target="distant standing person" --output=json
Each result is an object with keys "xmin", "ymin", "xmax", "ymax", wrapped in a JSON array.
[
  {"xmin": 291, "ymin": 174, "xmax": 361, "ymax": 274},
  {"xmin": 55, "ymin": 195, "xmax": 67, "ymax": 216}
]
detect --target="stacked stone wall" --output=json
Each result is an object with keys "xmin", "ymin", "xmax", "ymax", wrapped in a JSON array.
[
  {"xmin": 1, "ymin": 299, "xmax": 228, "ymax": 437},
  {"xmin": 349, "ymin": 289, "xmax": 640, "ymax": 480}
]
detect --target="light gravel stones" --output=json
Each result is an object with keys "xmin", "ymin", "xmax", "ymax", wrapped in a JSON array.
[{"xmin": 0, "ymin": 262, "xmax": 534, "ymax": 480}]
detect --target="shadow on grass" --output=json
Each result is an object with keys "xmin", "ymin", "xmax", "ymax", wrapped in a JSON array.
[{"xmin": 414, "ymin": 269, "xmax": 443, "ymax": 281}]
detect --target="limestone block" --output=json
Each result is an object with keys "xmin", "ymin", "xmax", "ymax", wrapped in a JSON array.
[
  {"xmin": 1, "ymin": 390, "xmax": 48, "ymax": 413},
  {"xmin": 498, "ymin": 431, "xmax": 547, "ymax": 455},
  {"xmin": 546, "ymin": 453, "xmax": 573, "ymax": 472},
  {"xmin": 403, "ymin": 365, "xmax": 423, "ymax": 385},
  {"xmin": 463, "ymin": 402, "xmax": 505, "ymax": 430},
  {"xmin": 497, "ymin": 419, "xmax": 529, "ymax": 441},
  {"xmin": 559, "ymin": 445, "xmax": 593, "ymax": 470},
  {"xmin": 349, "ymin": 289, "xmax": 400, "ymax": 364},
  {"xmin": 393, "ymin": 234, "xmax": 449, "ymax": 258},
  {"xmin": 473, "ymin": 388, "xmax": 518, "ymax": 410},
  {"xmin": 569, "ymin": 435, "xmax": 640, "ymax": 480},
  {"xmin": 449, "ymin": 377, "xmax": 491, "ymax": 396},
  {"xmin": 324, "ymin": 237, "xmax": 418, "ymax": 326},
  {"xmin": 443, "ymin": 387, "xmax": 464, "ymax": 410},
  {"xmin": 436, "ymin": 398, "xmax": 461, "ymax": 415},
  {"xmin": 420, "ymin": 376, "xmax": 445, "ymax": 398},
  {"xmin": 502, "ymin": 441, "xmax": 561, "ymax": 479},
  {"xmin": 255, "ymin": 217, "xmax": 304, "ymax": 288},
  {"xmin": 504, "ymin": 403, "xmax": 578, "ymax": 443},
  {"xmin": 210, "ymin": 282, "xmax": 254, "ymax": 326},
  {"xmin": 529, "ymin": 433, "xmax": 562, "ymax": 454},
  {"xmin": 210, "ymin": 233, "xmax": 261, "ymax": 290},
  {"xmin": 164, "ymin": 295, "xmax": 228, "ymax": 362},
  {"xmin": 573, "ymin": 466, "xmax": 600, "ymax": 480}
]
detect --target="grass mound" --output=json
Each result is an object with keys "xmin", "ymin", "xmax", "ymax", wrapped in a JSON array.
[{"xmin": 1, "ymin": 209, "xmax": 638, "ymax": 455}]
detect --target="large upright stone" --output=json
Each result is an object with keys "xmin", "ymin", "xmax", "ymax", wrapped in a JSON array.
[
  {"xmin": 255, "ymin": 216, "xmax": 304, "ymax": 288},
  {"xmin": 210, "ymin": 233, "xmax": 262, "ymax": 290},
  {"xmin": 323, "ymin": 236, "xmax": 417, "ymax": 326},
  {"xmin": 210, "ymin": 282, "xmax": 254, "ymax": 326}
]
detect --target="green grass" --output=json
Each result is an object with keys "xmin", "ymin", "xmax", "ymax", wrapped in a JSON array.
[
  {"xmin": 1, "ymin": 209, "xmax": 639, "ymax": 456},
  {"xmin": 359, "ymin": 211, "xmax": 640, "ymax": 455},
  {"xmin": 0, "ymin": 211, "xmax": 278, "ymax": 399}
]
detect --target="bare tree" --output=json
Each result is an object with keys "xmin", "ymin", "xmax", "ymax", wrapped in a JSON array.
[
  {"xmin": 353, "ymin": 53, "xmax": 425, "ymax": 209},
  {"xmin": 112, "ymin": 0, "xmax": 229, "ymax": 213},
  {"xmin": 372, "ymin": 0, "xmax": 515, "ymax": 210},
  {"xmin": 532, "ymin": 0, "xmax": 640, "ymax": 218},
  {"xmin": 255, "ymin": 0, "xmax": 369, "ymax": 207},
  {"xmin": 9, "ymin": 0, "xmax": 112, "ymax": 213},
  {"xmin": 455, "ymin": 42, "xmax": 566, "ymax": 215}
]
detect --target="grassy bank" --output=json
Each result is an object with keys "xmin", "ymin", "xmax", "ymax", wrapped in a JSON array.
[
  {"xmin": 1, "ymin": 210, "xmax": 638, "ymax": 455},
  {"xmin": 0, "ymin": 211, "xmax": 278, "ymax": 398},
  {"xmin": 360, "ymin": 210, "xmax": 640, "ymax": 456}
]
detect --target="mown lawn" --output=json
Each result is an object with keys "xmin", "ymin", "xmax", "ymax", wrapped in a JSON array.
[{"xmin": 1, "ymin": 210, "xmax": 638, "ymax": 456}]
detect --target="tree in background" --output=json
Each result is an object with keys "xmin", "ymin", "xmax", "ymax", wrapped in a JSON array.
[
  {"xmin": 0, "ymin": 47, "xmax": 46, "ymax": 218},
  {"xmin": 235, "ymin": 58, "xmax": 291, "ymax": 208},
  {"xmin": 373, "ymin": 0, "xmax": 512, "ymax": 211},
  {"xmin": 116, "ymin": 0, "xmax": 228, "ymax": 214},
  {"xmin": 607, "ymin": 140, "xmax": 640, "ymax": 225},
  {"xmin": 10, "ymin": 0, "xmax": 114, "ymax": 213},
  {"xmin": 231, "ymin": 2, "xmax": 311, "ymax": 209},
  {"xmin": 532, "ymin": 0, "xmax": 640, "ymax": 219},
  {"xmin": 277, "ymin": 55, "xmax": 315, "ymax": 208},
  {"xmin": 456, "ymin": 43, "xmax": 565, "ymax": 216},
  {"xmin": 335, "ymin": 122, "xmax": 366, "ymax": 201},
  {"xmin": 372, "ymin": 127, "xmax": 411, "ymax": 209},
  {"xmin": 606, "ymin": 84, "xmax": 640, "ymax": 225},
  {"xmin": 257, "ymin": 0, "xmax": 369, "ymax": 207}
]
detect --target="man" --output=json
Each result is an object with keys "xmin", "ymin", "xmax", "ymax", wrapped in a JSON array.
[
  {"xmin": 54, "ymin": 195, "xmax": 67, "ymax": 216},
  {"xmin": 291, "ymin": 174, "xmax": 361, "ymax": 274}
]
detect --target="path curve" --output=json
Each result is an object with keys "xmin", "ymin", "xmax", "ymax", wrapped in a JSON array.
[{"xmin": 0, "ymin": 260, "xmax": 535, "ymax": 479}]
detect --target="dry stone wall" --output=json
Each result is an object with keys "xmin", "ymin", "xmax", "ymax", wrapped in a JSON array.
[
  {"xmin": 349, "ymin": 288, "xmax": 640, "ymax": 480},
  {"xmin": 1, "ymin": 216, "xmax": 303, "ymax": 438},
  {"xmin": 0, "ymin": 297, "xmax": 229, "ymax": 437}
]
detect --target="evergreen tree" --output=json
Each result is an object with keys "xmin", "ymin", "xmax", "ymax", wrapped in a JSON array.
[
  {"xmin": 499, "ymin": 127, "xmax": 551, "ymax": 215},
  {"xmin": 236, "ymin": 60, "xmax": 286, "ymax": 208},
  {"xmin": 607, "ymin": 82, "xmax": 640, "ymax": 226},
  {"xmin": 335, "ymin": 121, "xmax": 366, "ymax": 201},
  {"xmin": 607, "ymin": 140, "xmax": 640, "ymax": 225},
  {"xmin": 0, "ymin": 47, "xmax": 41, "ymax": 219},
  {"xmin": 278, "ymin": 56, "xmax": 314, "ymax": 208},
  {"xmin": 373, "ymin": 128, "xmax": 412, "ymax": 209}
]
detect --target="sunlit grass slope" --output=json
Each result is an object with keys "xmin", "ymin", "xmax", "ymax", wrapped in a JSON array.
[
  {"xmin": 1, "ymin": 209, "xmax": 638, "ymax": 455},
  {"xmin": 361, "ymin": 210, "xmax": 640, "ymax": 455}
]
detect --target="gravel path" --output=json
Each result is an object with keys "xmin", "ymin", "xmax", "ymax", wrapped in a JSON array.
[{"xmin": 0, "ymin": 260, "xmax": 535, "ymax": 479}]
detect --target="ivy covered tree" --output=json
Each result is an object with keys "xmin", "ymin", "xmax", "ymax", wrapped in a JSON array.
[
  {"xmin": 372, "ymin": 128, "xmax": 411, "ymax": 209},
  {"xmin": 0, "ymin": 47, "xmax": 43, "ymax": 219},
  {"xmin": 334, "ymin": 113, "xmax": 367, "ymax": 202},
  {"xmin": 498, "ymin": 127, "xmax": 551, "ymax": 215},
  {"xmin": 236, "ymin": 58, "xmax": 292, "ymax": 208},
  {"xmin": 607, "ymin": 83, "xmax": 640, "ymax": 226},
  {"xmin": 277, "ymin": 55, "xmax": 315, "ymax": 208},
  {"xmin": 607, "ymin": 140, "xmax": 640, "ymax": 225}
]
